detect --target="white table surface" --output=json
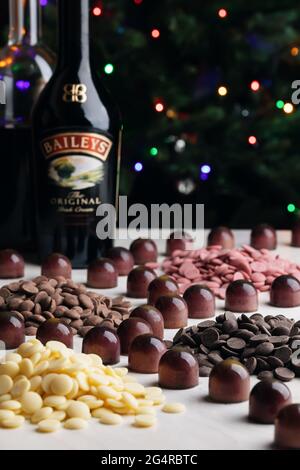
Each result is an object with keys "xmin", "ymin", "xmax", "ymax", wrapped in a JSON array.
[{"xmin": 1, "ymin": 230, "xmax": 300, "ymax": 451}]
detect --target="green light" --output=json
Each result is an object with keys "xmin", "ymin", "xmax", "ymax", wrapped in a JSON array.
[
  {"xmin": 150, "ymin": 147, "xmax": 158, "ymax": 156},
  {"xmin": 276, "ymin": 100, "xmax": 284, "ymax": 109},
  {"xmin": 287, "ymin": 203, "xmax": 296, "ymax": 213},
  {"xmin": 104, "ymin": 63, "xmax": 114, "ymax": 74}
]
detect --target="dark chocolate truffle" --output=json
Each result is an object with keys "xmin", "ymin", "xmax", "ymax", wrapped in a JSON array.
[
  {"xmin": 130, "ymin": 239, "xmax": 158, "ymax": 265},
  {"xmin": 249, "ymin": 380, "xmax": 292, "ymax": 424},
  {"xmin": 209, "ymin": 359, "xmax": 250, "ymax": 403},
  {"xmin": 183, "ymin": 285, "xmax": 215, "ymax": 319},
  {"xmin": 148, "ymin": 275, "xmax": 179, "ymax": 306},
  {"xmin": 87, "ymin": 258, "xmax": 118, "ymax": 289},
  {"xmin": 251, "ymin": 224, "xmax": 277, "ymax": 250},
  {"xmin": 117, "ymin": 317, "xmax": 153, "ymax": 355},
  {"xmin": 0, "ymin": 249, "xmax": 24, "ymax": 279},
  {"xmin": 0, "ymin": 312, "xmax": 25, "ymax": 349},
  {"xmin": 127, "ymin": 266, "xmax": 156, "ymax": 298},
  {"xmin": 275, "ymin": 404, "xmax": 300, "ymax": 449},
  {"xmin": 207, "ymin": 226, "xmax": 235, "ymax": 249},
  {"xmin": 107, "ymin": 247, "xmax": 134, "ymax": 276},
  {"xmin": 225, "ymin": 280, "xmax": 258, "ymax": 313},
  {"xmin": 155, "ymin": 295, "xmax": 188, "ymax": 329},
  {"xmin": 130, "ymin": 305, "xmax": 164, "ymax": 339},
  {"xmin": 37, "ymin": 319, "xmax": 73, "ymax": 349},
  {"xmin": 41, "ymin": 253, "xmax": 72, "ymax": 279},
  {"xmin": 158, "ymin": 349, "xmax": 199, "ymax": 389},
  {"xmin": 270, "ymin": 275, "xmax": 300, "ymax": 308},
  {"xmin": 128, "ymin": 334, "xmax": 167, "ymax": 373},
  {"xmin": 82, "ymin": 326, "xmax": 120, "ymax": 365},
  {"xmin": 166, "ymin": 231, "xmax": 193, "ymax": 256}
]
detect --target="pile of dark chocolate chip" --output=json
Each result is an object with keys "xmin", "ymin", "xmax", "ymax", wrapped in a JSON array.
[
  {"xmin": 0, "ymin": 276, "xmax": 132, "ymax": 337},
  {"xmin": 172, "ymin": 312, "xmax": 300, "ymax": 381}
]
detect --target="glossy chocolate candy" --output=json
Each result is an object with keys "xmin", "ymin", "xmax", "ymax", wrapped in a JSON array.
[
  {"xmin": 130, "ymin": 239, "xmax": 158, "ymax": 265},
  {"xmin": 87, "ymin": 258, "xmax": 118, "ymax": 289},
  {"xmin": 128, "ymin": 334, "xmax": 167, "ymax": 373},
  {"xmin": 130, "ymin": 305, "xmax": 164, "ymax": 339},
  {"xmin": 166, "ymin": 231, "xmax": 193, "ymax": 256},
  {"xmin": 225, "ymin": 280, "xmax": 258, "ymax": 313},
  {"xmin": 292, "ymin": 221, "xmax": 300, "ymax": 247},
  {"xmin": 41, "ymin": 253, "xmax": 72, "ymax": 279},
  {"xmin": 0, "ymin": 312, "xmax": 25, "ymax": 349},
  {"xmin": 155, "ymin": 295, "xmax": 188, "ymax": 329},
  {"xmin": 148, "ymin": 275, "xmax": 179, "ymax": 306},
  {"xmin": 117, "ymin": 317, "xmax": 153, "ymax": 355},
  {"xmin": 158, "ymin": 349, "xmax": 199, "ymax": 389},
  {"xmin": 36, "ymin": 319, "xmax": 73, "ymax": 348},
  {"xmin": 275, "ymin": 404, "xmax": 300, "ymax": 449},
  {"xmin": 107, "ymin": 247, "xmax": 134, "ymax": 276},
  {"xmin": 183, "ymin": 285, "xmax": 215, "ymax": 319},
  {"xmin": 127, "ymin": 266, "xmax": 157, "ymax": 298},
  {"xmin": 270, "ymin": 275, "xmax": 300, "ymax": 308},
  {"xmin": 0, "ymin": 249, "xmax": 24, "ymax": 279},
  {"xmin": 209, "ymin": 359, "xmax": 250, "ymax": 403},
  {"xmin": 82, "ymin": 326, "xmax": 120, "ymax": 365},
  {"xmin": 251, "ymin": 224, "xmax": 277, "ymax": 250},
  {"xmin": 249, "ymin": 380, "xmax": 292, "ymax": 424},
  {"xmin": 208, "ymin": 226, "xmax": 235, "ymax": 249}
]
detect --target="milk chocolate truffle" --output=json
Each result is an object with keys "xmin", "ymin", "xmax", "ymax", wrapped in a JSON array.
[
  {"xmin": 129, "ymin": 334, "xmax": 167, "ymax": 373},
  {"xmin": 207, "ymin": 226, "xmax": 235, "ymax": 249},
  {"xmin": 292, "ymin": 221, "xmax": 300, "ymax": 247},
  {"xmin": 0, "ymin": 312, "xmax": 25, "ymax": 349},
  {"xmin": 249, "ymin": 380, "xmax": 292, "ymax": 424},
  {"xmin": 158, "ymin": 349, "xmax": 199, "ymax": 389},
  {"xmin": 37, "ymin": 319, "xmax": 73, "ymax": 349},
  {"xmin": 130, "ymin": 305, "xmax": 164, "ymax": 339},
  {"xmin": 225, "ymin": 280, "xmax": 258, "ymax": 313},
  {"xmin": 87, "ymin": 258, "xmax": 118, "ymax": 289},
  {"xmin": 0, "ymin": 249, "xmax": 24, "ymax": 279},
  {"xmin": 127, "ymin": 266, "xmax": 156, "ymax": 298},
  {"xmin": 209, "ymin": 359, "xmax": 250, "ymax": 403},
  {"xmin": 183, "ymin": 285, "xmax": 215, "ymax": 319},
  {"xmin": 107, "ymin": 247, "xmax": 134, "ymax": 276},
  {"xmin": 82, "ymin": 326, "xmax": 120, "ymax": 365},
  {"xmin": 275, "ymin": 404, "xmax": 300, "ymax": 449},
  {"xmin": 251, "ymin": 223, "xmax": 277, "ymax": 250},
  {"xmin": 117, "ymin": 317, "xmax": 153, "ymax": 355},
  {"xmin": 148, "ymin": 275, "xmax": 179, "ymax": 306},
  {"xmin": 155, "ymin": 295, "xmax": 188, "ymax": 329},
  {"xmin": 41, "ymin": 253, "xmax": 72, "ymax": 279},
  {"xmin": 166, "ymin": 231, "xmax": 193, "ymax": 256},
  {"xmin": 270, "ymin": 275, "xmax": 300, "ymax": 308},
  {"xmin": 130, "ymin": 239, "xmax": 158, "ymax": 265}
]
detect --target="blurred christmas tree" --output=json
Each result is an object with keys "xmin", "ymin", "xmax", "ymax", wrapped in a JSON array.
[{"xmin": 2, "ymin": 0, "xmax": 300, "ymax": 228}]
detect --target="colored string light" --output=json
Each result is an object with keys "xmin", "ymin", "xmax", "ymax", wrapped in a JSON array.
[
  {"xmin": 218, "ymin": 86, "xmax": 228, "ymax": 96},
  {"xmin": 93, "ymin": 7, "xmax": 102, "ymax": 16},
  {"xmin": 283, "ymin": 103, "xmax": 294, "ymax": 114},
  {"xmin": 218, "ymin": 8, "xmax": 228, "ymax": 18},
  {"xmin": 276, "ymin": 100, "xmax": 284, "ymax": 109},
  {"xmin": 104, "ymin": 63, "xmax": 114, "ymax": 74},
  {"xmin": 155, "ymin": 101, "xmax": 164, "ymax": 113},
  {"xmin": 134, "ymin": 0, "xmax": 143, "ymax": 4},
  {"xmin": 150, "ymin": 147, "xmax": 158, "ymax": 156},
  {"xmin": 250, "ymin": 80, "xmax": 260, "ymax": 91},
  {"xmin": 134, "ymin": 162, "xmax": 143, "ymax": 172},
  {"xmin": 40, "ymin": 0, "xmax": 48, "ymax": 6},
  {"xmin": 201, "ymin": 164, "xmax": 212, "ymax": 175},
  {"xmin": 287, "ymin": 203, "xmax": 296, "ymax": 213},
  {"xmin": 151, "ymin": 29, "xmax": 160, "ymax": 39},
  {"xmin": 248, "ymin": 136, "xmax": 257, "ymax": 145},
  {"xmin": 291, "ymin": 47, "xmax": 299, "ymax": 57}
]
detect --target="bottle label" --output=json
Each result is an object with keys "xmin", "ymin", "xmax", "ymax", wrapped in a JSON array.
[{"xmin": 40, "ymin": 129, "xmax": 114, "ymax": 218}]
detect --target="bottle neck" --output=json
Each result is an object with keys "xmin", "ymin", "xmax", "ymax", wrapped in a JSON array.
[
  {"xmin": 8, "ymin": 0, "xmax": 41, "ymax": 46},
  {"xmin": 58, "ymin": 0, "xmax": 91, "ymax": 70}
]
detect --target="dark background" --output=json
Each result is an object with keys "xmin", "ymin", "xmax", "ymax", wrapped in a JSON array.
[{"xmin": 1, "ymin": 0, "xmax": 300, "ymax": 229}]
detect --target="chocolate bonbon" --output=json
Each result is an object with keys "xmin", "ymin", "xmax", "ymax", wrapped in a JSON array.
[
  {"xmin": 0, "ymin": 312, "xmax": 25, "ymax": 349},
  {"xmin": 82, "ymin": 326, "xmax": 120, "ymax": 365},
  {"xmin": 130, "ymin": 305, "xmax": 164, "ymax": 339},
  {"xmin": 183, "ymin": 285, "xmax": 215, "ymax": 319},
  {"xmin": 270, "ymin": 275, "xmax": 300, "ymax": 308},
  {"xmin": 166, "ymin": 231, "xmax": 193, "ymax": 256},
  {"xmin": 0, "ymin": 250, "xmax": 24, "ymax": 279},
  {"xmin": 155, "ymin": 295, "xmax": 188, "ymax": 329},
  {"xmin": 36, "ymin": 319, "xmax": 73, "ymax": 348},
  {"xmin": 275, "ymin": 404, "xmax": 300, "ymax": 449},
  {"xmin": 41, "ymin": 253, "xmax": 72, "ymax": 279},
  {"xmin": 107, "ymin": 247, "xmax": 134, "ymax": 276},
  {"xmin": 158, "ymin": 349, "xmax": 199, "ymax": 389},
  {"xmin": 225, "ymin": 280, "xmax": 258, "ymax": 313},
  {"xmin": 148, "ymin": 275, "xmax": 179, "ymax": 305},
  {"xmin": 127, "ymin": 266, "xmax": 157, "ymax": 298},
  {"xmin": 117, "ymin": 317, "xmax": 153, "ymax": 354},
  {"xmin": 87, "ymin": 258, "xmax": 118, "ymax": 289},
  {"xmin": 128, "ymin": 334, "xmax": 167, "ymax": 373},
  {"xmin": 209, "ymin": 359, "xmax": 250, "ymax": 403},
  {"xmin": 249, "ymin": 380, "xmax": 292, "ymax": 424},
  {"xmin": 251, "ymin": 224, "xmax": 277, "ymax": 250},
  {"xmin": 207, "ymin": 226, "xmax": 235, "ymax": 249},
  {"xmin": 130, "ymin": 239, "xmax": 158, "ymax": 265}
]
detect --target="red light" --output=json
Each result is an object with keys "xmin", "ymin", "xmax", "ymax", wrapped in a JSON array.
[
  {"xmin": 250, "ymin": 80, "xmax": 260, "ymax": 92},
  {"xmin": 93, "ymin": 7, "xmax": 102, "ymax": 16},
  {"xmin": 155, "ymin": 102, "xmax": 164, "ymax": 113},
  {"xmin": 218, "ymin": 8, "xmax": 228, "ymax": 18},
  {"xmin": 248, "ymin": 136, "xmax": 257, "ymax": 145},
  {"xmin": 134, "ymin": 0, "xmax": 143, "ymax": 4},
  {"xmin": 151, "ymin": 29, "xmax": 160, "ymax": 39}
]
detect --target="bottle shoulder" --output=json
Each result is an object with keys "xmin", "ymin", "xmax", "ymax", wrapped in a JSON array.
[{"xmin": 0, "ymin": 44, "xmax": 54, "ymax": 80}]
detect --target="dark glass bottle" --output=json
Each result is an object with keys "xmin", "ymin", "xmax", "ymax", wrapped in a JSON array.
[
  {"xmin": 32, "ymin": 0, "xmax": 122, "ymax": 268},
  {"xmin": 0, "ymin": 0, "xmax": 53, "ymax": 251}
]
